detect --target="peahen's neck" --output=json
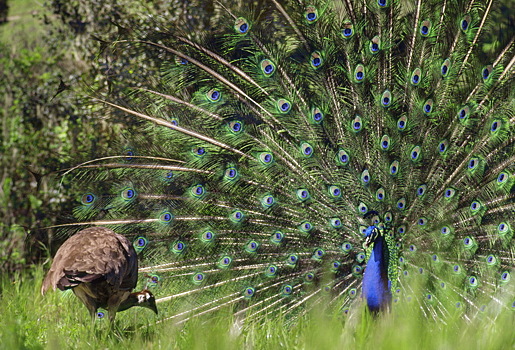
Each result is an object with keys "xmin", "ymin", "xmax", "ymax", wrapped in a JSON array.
[
  {"xmin": 362, "ymin": 234, "xmax": 391, "ymax": 312},
  {"xmin": 117, "ymin": 293, "xmax": 140, "ymax": 312}
]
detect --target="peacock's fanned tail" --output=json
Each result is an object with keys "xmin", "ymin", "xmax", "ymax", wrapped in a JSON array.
[{"xmin": 60, "ymin": 0, "xmax": 514, "ymax": 323}]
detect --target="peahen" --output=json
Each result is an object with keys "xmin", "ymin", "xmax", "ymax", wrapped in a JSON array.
[
  {"xmin": 53, "ymin": 0, "xmax": 514, "ymax": 324},
  {"xmin": 41, "ymin": 227, "xmax": 158, "ymax": 322}
]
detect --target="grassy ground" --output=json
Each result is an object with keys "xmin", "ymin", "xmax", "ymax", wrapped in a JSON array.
[
  {"xmin": 1, "ymin": 267, "xmax": 514, "ymax": 350},
  {"xmin": 0, "ymin": 0, "xmax": 47, "ymax": 44}
]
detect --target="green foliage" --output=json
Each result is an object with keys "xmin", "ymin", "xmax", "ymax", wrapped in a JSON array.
[
  {"xmin": 1, "ymin": 267, "xmax": 514, "ymax": 349},
  {"xmin": 0, "ymin": 0, "xmax": 220, "ymax": 276}
]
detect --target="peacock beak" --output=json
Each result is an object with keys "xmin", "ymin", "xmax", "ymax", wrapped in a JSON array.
[{"xmin": 364, "ymin": 235, "xmax": 373, "ymax": 248}]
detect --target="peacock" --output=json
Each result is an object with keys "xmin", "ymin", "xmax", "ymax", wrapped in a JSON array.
[{"xmin": 49, "ymin": 0, "xmax": 514, "ymax": 325}]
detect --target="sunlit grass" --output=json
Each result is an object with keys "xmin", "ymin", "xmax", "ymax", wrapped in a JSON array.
[
  {"xmin": 0, "ymin": 0, "xmax": 48, "ymax": 46},
  {"xmin": 1, "ymin": 266, "xmax": 513, "ymax": 349}
]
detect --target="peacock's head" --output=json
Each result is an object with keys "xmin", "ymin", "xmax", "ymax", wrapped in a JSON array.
[
  {"xmin": 136, "ymin": 290, "xmax": 158, "ymax": 315},
  {"xmin": 364, "ymin": 226, "xmax": 381, "ymax": 249}
]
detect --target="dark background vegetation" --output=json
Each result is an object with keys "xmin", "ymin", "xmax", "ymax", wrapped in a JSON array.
[
  {"xmin": 0, "ymin": 0, "xmax": 513, "ymax": 276},
  {"xmin": 0, "ymin": 0, "xmax": 217, "ymax": 274}
]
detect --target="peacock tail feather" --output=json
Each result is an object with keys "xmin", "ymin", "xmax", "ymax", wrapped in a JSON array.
[{"xmin": 56, "ymin": 0, "xmax": 514, "ymax": 324}]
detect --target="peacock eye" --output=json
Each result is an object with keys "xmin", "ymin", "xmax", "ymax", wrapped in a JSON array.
[
  {"xmin": 201, "ymin": 230, "xmax": 215, "ymax": 243},
  {"xmin": 260, "ymin": 59, "xmax": 276, "ymax": 77},
  {"xmin": 381, "ymin": 90, "xmax": 392, "ymax": 107},
  {"xmin": 218, "ymin": 256, "xmax": 232, "ymax": 269},
  {"xmin": 159, "ymin": 211, "xmax": 173, "ymax": 223},
  {"xmin": 354, "ymin": 64, "xmax": 365, "ymax": 82},
  {"xmin": 266, "ymin": 265, "xmax": 277, "ymax": 277},
  {"xmin": 490, "ymin": 120, "xmax": 500, "ymax": 133},
  {"xmin": 361, "ymin": 169, "xmax": 371, "ymax": 184},
  {"xmin": 259, "ymin": 152, "xmax": 274, "ymax": 165},
  {"xmin": 305, "ymin": 272, "xmax": 315, "ymax": 282},
  {"xmin": 461, "ymin": 15, "xmax": 471, "ymax": 32},
  {"xmin": 341, "ymin": 242, "xmax": 352, "ymax": 253},
  {"xmin": 329, "ymin": 185, "xmax": 342, "ymax": 198},
  {"xmin": 191, "ymin": 184, "xmax": 205, "ymax": 198},
  {"xmin": 342, "ymin": 21, "xmax": 354, "ymax": 38},
  {"xmin": 234, "ymin": 17, "xmax": 250, "ymax": 34},
  {"xmin": 245, "ymin": 240, "xmax": 259, "ymax": 253},
  {"xmin": 377, "ymin": 0, "xmax": 388, "ymax": 8},
  {"xmin": 271, "ymin": 231, "xmax": 284, "ymax": 244},
  {"xmin": 411, "ymin": 68, "xmax": 421, "ymax": 85},
  {"xmin": 438, "ymin": 140, "xmax": 448, "ymax": 154},
  {"xmin": 192, "ymin": 147, "xmax": 206, "ymax": 157},
  {"xmin": 281, "ymin": 285, "xmax": 293, "ymax": 296},
  {"xmin": 310, "ymin": 107, "xmax": 324, "ymax": 124},
  {"xmin": 81, "ymin": 193, "xmax": 96, "ymax": 205},
  {"xmin": 230, "ymin": 210, "xmax": 245, "ymax": 223},
  {"xmin": 193, "ymin": 273, "xmax": 205, "ymax": 284},
  {"xmin": 300, "ymin": 221, "xmax": 313, "ymax": 233},
  {"xmin": 206, "ymin": 89, "xmax": 221, "ymax": 102},
  {"xmin": 261, "ymin": 194, "xmax": 275, "ymax": 208},
  {"xmin": 410, "ymin": 146, "xmax": 421, "ymax": 161},
  {"xmin": 310, "ymin": 51, "xmax": 323, "ymax": 69},
  {"xmin": 468, "ymin": 276, "xmax": 478, "ymax": 287},
  {"xmin": 225, "ymin": 167, "xmax": 238, "ymax": 180},
  {"xmin": 352, "ymin": 265, "xmax": 363, "ymax": 275},
  {"xmin": 228, "ymin": 121, "xmax": 243, "ymax": 134},
  {"xmin": 468, "ymin": 157, "xmax": 480, "ymax": 172},
  {"xmin": 175, "ymin": 56, "xmax": 188, "ymax": 65},
  {"xmin": 133, "ymin": 236, "xmax": 148, "ymax": 253},
  {"xmin": 171, "ymin": 240, "xmax": 186, "ymax": 254},
  {"xmin": 305, "ymin": 6, "xmax": 318, "ymax": 23},
  {"xmin": 420, "ymin": 20, "xmax": 431, "ymax": 37},
  {"xmin": 423, "ymin": 99, "xmax": 433, "ymax": 114},
  {"xmin": 312, "ymin": 248, "xmax": 324, "ymax": 259},
  {"xmin": 482, "ymin": 65, "xmax": 493, "ymax": 80},
  {"xmin": 121, "ymin": 187, "xmax": 137, "ymax": 201},
  {"xmin": 287, "ymin": 254, "xmax": 298, "ymax": 265},
  {"xmin": 330, "ymin": 218, "xmax": 342, "ymax": 228},
  {"xmin": 277, "ymin": 99, "xmax": 291, "ymax": 113},
  {"xmin": 352, "ymin": 116, "xmax": 363, "ymax": 132},
  {"xmin": 500, "ymin": 271, "xmax": 510, "ymax": 283},
  {"xmin": 297, "ymin": 188, "xmax": 310, "ymax": 201},
  {"xmin": 300, "ymin": 142, "xmax": 314, "ymax": 157}
]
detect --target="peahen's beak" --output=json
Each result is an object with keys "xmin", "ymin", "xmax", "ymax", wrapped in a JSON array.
[{"xmin": 149, "ymin": 297, "xmax": 158, "ymax": 315}]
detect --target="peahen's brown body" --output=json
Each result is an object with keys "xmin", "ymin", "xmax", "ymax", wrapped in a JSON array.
[{"xmin": 41, "ymin": 227, "xmax": 157, "ymax": 321}]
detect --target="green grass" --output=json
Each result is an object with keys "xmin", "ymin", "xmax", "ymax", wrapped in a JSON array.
[
  {"xmin": 1, "ymin": 267, "xmax": 513, "ymax": 350},
  {"xmin": 0, "ymin": 0, "xmax": 48, "ymax": 46}
]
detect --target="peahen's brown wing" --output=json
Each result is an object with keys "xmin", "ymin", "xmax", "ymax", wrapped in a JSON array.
[{"xmin": 41, "ymin": 227, "xmax": 138, "ymax": 294}]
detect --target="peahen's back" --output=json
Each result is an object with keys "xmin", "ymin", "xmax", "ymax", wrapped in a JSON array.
[{"xmin": 59, "ymin": 0, "xmax": 514, "ymax": 323}]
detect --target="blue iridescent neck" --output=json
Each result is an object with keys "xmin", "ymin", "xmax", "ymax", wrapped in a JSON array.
[{"xmin": 362, "ymin": 226, "xmax": 391, "ymax": 312}]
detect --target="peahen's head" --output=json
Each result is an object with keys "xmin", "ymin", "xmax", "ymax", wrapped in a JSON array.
[{"xmin": 122, "ymin": 290, "xmax": 158, "ymax": 315}]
